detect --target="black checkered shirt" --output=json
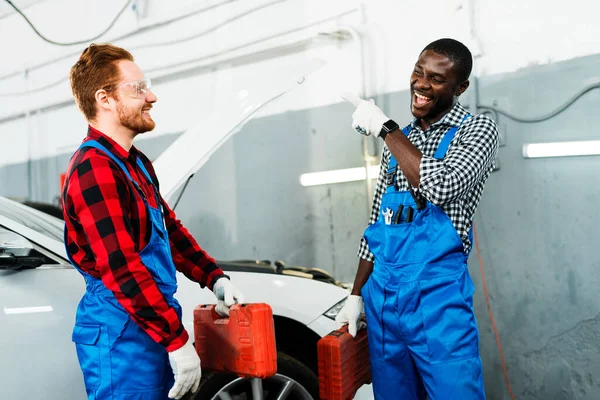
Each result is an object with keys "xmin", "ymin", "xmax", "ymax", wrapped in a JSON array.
[{"xmin": 358, "ymin": 103, "xmax": 499, "ymax": 261}]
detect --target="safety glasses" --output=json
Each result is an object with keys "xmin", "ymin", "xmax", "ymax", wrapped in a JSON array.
[{"xmin": 109, "ymin": 78, "xmax": 152, "ymax": 99}]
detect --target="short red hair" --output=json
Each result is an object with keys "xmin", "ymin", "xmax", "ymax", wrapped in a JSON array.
[{"xmin": 69, "ymin": 43, "xmax": 134, "ymax": 121}]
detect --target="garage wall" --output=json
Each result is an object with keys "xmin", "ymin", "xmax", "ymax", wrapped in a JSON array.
[{"xmin": 470, "ymin": 53, "xmax": 600, "ymax": 400}]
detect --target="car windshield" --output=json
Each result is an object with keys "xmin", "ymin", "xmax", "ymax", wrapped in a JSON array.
[{"xmin": 0, "ymin": 197, "xmax": 64, "ymax": 242}]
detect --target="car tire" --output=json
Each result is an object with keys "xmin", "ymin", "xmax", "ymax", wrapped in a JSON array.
[{"xmin": 192, "ymin": 351, "xmax": 319, "ymax": 400}]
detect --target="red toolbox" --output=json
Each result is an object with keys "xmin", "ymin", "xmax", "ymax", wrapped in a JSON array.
[
  {"xmin": 193, "ymin": 303, "xmax": 277, "ymax": 379},
  {"xmin": 317, "ymin": 325, "xmax": 371, "ymax": 400}
]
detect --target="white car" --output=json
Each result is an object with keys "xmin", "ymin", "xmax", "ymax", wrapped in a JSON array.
[{"xmin": 0, "ymin": 195, "xmax": 377, "ymax": 399}]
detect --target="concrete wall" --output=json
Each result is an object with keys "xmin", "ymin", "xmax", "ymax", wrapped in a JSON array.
[{"xmin": 470, "ymin": 53, "xmax": 600, "ymax": 400}]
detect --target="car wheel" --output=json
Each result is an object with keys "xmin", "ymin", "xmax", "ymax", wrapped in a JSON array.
[{"xmin": 193, "ymin": 351, "xmax": 319, "ymax": 400}]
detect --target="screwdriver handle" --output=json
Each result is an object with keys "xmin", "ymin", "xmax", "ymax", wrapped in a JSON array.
[
  {"xmin": 394, "ymin": 205, "xmax": 404, "ymax": 224},
  {"xmin": 406, "ymin": 207, "xmax": 414, "ymax": 223}
]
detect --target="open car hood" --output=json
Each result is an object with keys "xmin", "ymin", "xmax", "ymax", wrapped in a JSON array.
[{"xmin": 152, "ymin": 59, "xmax": 326, "ymax": 205}]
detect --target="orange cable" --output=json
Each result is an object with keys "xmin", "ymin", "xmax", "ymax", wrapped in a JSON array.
[{"xmin": 473, "ymin": 223, "xmax": 516, "ymax": 400}]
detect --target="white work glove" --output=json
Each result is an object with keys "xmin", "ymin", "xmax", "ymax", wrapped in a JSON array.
[
  {"xmin": 213, "ymin": 277, "xmax": 245, "ymax": 317},
  {"xmin": 168, "ymin": 339, "xmax": 201, "ymax": 399},
  {"xmin": 335, "ymin": 295, "xmax": 365, "ymax": 337},
  {"xmin": 341, "ymin": 92, "xmax": 390, "ymax": 137}
]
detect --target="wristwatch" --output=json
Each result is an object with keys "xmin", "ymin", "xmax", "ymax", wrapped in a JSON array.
[{"xmin": 380, "ymin": 119, "xmax": 399, "ymax": 140}]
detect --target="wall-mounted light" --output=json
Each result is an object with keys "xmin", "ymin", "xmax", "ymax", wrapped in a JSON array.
[
  {"xmin": 300, "ymin": 165, "xmax": 380, "ymax": 187},
  {"xmin": 523, "ymin": 140, "xmax": 600, "ymax": 159}
]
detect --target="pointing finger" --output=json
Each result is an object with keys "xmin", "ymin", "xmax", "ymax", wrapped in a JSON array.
[{"xmin": 340, "ymin": 92, "xmax": 364, "ymax": 107}]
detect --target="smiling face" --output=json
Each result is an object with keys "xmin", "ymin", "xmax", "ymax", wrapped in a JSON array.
[
  {"xmin": 410, "ymin": 49, "xmax": 469, "ymax": 129},
  {"xmin": 111, "ymin": 60, "xmax": 157, "ymax": 134}
]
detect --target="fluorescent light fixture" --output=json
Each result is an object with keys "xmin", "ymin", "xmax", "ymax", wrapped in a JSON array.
[
  {"xmin": 4, "ymin": 306, "xmax": 53, "ymax": 315},
  {"xmin": 300, "ymin": 165, "xmax": 380, "ymax": 187},
  {"xmin": 523, "ymin": 140, "xmax": 600, "ymax": 159}
]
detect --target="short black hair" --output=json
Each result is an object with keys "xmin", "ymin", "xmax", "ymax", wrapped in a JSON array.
[{"xmin": 422, "ymin": 38, "xmax": 473, "ymax": 83}]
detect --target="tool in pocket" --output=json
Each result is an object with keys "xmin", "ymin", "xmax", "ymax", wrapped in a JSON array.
[
  {"xmin": 394, "ymin": 205, "xmax": 404, "ymax": 224},
  {"xmin": 383, "ymin": 208, "xmax": 394, "ymax": 225},
  {"xmin": 406, "ymin": 207, "xmax": 414, "ymax": 223}
]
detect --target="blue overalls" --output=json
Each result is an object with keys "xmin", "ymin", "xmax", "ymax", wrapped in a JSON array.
[
  {"xmin": 65, "ymin": 140, "xmax": 181, "ymax": 399},
  {"xmin": 362, "ymin": 116, "xmax": 486, "ymax": 400}
]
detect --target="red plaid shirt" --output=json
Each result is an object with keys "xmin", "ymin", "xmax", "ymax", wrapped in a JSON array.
[{"xmin": 62, "ymin": 126, "xmax": 224, "ymax": 351}]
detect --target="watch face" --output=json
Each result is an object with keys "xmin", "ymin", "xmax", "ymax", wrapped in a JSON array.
[{"xmin": 384, "ymin": 120, "xmax": 399, "ymax": 133}]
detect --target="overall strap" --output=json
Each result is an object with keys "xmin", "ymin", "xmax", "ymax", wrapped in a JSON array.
[
  {"xmin": 136, "ymin": 158, "xmax": 154, "ymax": 185},
  {"xmin": 135, "ymin": 157, "xmax": 162, "ymax": 207},
  {"xmin": 78, "ymin": 140, "xmax": 147, "ymax": 199},
  {"xmin": 433, "ymin": 114, "xmax": 471, "ymax": 160},
  {"xmin": 79, "ymin": 141, "xmax": 135, "ymax": 183}
]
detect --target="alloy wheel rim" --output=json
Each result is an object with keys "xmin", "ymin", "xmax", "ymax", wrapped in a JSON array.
[{"xmin": 211, "ymin": 373, "xmax": 314, "ymax": 400}]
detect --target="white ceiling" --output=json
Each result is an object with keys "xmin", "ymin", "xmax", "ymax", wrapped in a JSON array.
[{"xmin": 0, "ymin": 0, "xmax": 48, "ymax": 20}]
